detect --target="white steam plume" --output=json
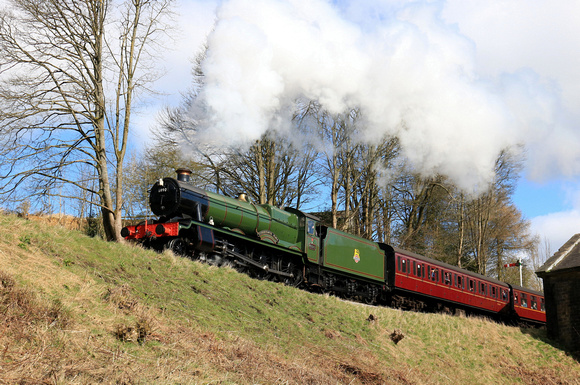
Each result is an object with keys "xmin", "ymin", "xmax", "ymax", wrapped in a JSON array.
[{"xmin": 191, "ymin": 0, "xmax": 580, "ymax": 192}]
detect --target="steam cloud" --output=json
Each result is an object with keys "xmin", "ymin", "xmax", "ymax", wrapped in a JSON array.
[{"xmin": 192, "ymin": 0, "xmax": 580, "ymax": 192}]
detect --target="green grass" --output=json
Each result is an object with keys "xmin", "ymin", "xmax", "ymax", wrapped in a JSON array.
[{"xmin": 1, "ymin": 214, "xmax": 579, "ymax": 384}]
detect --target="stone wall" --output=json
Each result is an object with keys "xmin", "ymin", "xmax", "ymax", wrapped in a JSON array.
[{"xmin": 543, "ymin": 271, "xmax": 580, "ymax": 352}]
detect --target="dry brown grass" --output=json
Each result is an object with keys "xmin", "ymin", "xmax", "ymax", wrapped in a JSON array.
[{"xmin": 0, "ymin": 270, "xmax": 73, "ymax": 384}]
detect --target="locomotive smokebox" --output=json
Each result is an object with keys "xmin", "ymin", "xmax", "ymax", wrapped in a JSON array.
[{"xmin": 176, "ymin": 168, "xmax": 192, "ymax": 183}]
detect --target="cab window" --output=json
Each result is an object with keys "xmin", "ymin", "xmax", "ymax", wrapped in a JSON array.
[{"xmin": 307, "ymin": 219, "xmax": 317, "ymax": 236}]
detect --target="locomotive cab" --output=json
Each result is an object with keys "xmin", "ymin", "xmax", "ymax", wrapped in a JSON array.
[{"xmin": 283, "ymin": 208, "xmax": 320, "ymax": 263}]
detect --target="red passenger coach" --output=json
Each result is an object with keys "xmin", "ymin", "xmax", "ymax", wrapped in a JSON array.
[
  {"xmin": 511, "ymin": 285, "xmax": 546, "ymax": 325},
  {"xmin": 390, "ymin": 247, "xmax": 514, "ymax": 319}
]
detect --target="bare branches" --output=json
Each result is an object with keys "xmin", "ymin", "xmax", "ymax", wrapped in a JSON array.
[{"xmin": 0, "ymin": 0, "xmax": 174, "ymax": 240}]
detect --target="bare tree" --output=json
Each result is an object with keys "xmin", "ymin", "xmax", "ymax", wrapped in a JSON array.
[
  {"xmin": 460, "ymin": 150, "xmax": 537, "ymax": 277},
  {"xmin": 203, "ymin": 130, "xmax": 319, "ymax": 209},
  {"xmin": 528, "ymin": 236, "xmax": 550, "ymax": 290},
  {"xmin": 309, "ymin": 105, "xmax": 355, "ymax": 229},
  {"xmin": 391, "ymin": 171, "xmax": 451, "ymax": 251},
  {"xmin": 0, "ymin": 0, "xmax": 173, "ymax": 240}
]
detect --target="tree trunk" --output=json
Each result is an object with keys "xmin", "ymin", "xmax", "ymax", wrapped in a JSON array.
[
  {"xmin": 255, "ymin": 141, "xmax": 266, "ymax": 204},
  {"xmin": 457, "ymin": 193, "xmax": 465, "ymax": 268}
]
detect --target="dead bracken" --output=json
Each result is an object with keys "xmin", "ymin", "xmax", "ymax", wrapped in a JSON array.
[{"xmin": 390, "ymin": 329, "xmax": 405, "ymax": 344}]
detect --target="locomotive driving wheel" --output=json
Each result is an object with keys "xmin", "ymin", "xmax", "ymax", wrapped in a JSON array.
[{"xmin": 281, "ymin": 261, "xmax": 303, "ymax": 287}]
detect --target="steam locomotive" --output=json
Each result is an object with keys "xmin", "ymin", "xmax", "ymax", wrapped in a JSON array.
[{"xmin": 122, "ymin": 169, "xmax": 546, "ymax": 326}]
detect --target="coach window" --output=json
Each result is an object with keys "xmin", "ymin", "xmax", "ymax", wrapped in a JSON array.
[
  {"xmin": 541, "ymin": 298, "xmax": 545, "ymax": 312},
  {"xmin": 521, "ymin": 294, "xmax": 528, "ymax": 308},
  {"xmin": 444, "ymin": 272, "xmax": 451, "ymax": 285},
  {"xmin": 469, "ymin": 279, "xmax": 474, "ymax": 292},
  {"xmin": 514, "ymin": 292, "xmax": 519, "ymax": 305},
  {"xmin": 401, "ymin": 259, "xmax": 407, "ymax": 273},
  {"xmin": 430, "ymin": 268, "xmax": 438, "ymax": 282},
  {"xmin": 491, "ymin": 286, "xmax": 496, "ymax": 298},
  {"xmin": 417, "ymin": 263, "xmax": 423, "ymax": 278},
  {"xmin": 428, "ymin": 266, "xmax": 434, "ymax": 280},
  {"xmin": 531, "ymin": 296, "xmax": 537, "ymax": 310},
  {"xmin": 502, "ymin": 289, "xmax": 508, "ymax": 301}
]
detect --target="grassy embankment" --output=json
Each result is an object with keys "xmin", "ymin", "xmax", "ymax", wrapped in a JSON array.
[{"xmin": 1, "ymin": 214, "xmax": 579, "ymax": 384}]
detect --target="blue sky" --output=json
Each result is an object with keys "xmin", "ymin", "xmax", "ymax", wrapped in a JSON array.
[
  {"xmin": 133, "ymin": 0, "xmax": 580, "ymax": 260},
  {"xmin": 514, "ymin": 178, "xmax": 575, "ymax": 219}
]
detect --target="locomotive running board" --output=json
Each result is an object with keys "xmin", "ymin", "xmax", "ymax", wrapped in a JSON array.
[{"xmin": 224, "ymin": 248, "xmax": 294, "ymax": 278}]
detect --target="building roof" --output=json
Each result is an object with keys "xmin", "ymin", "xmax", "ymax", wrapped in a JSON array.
[{"xmin": 536, "ymin": 233, "xmax": 580, "ymax": 275}]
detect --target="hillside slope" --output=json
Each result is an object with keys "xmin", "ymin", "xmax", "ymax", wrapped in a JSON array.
[{"xmin": 1, "ymin": 214, "xmax": 579, "ymax": 384}]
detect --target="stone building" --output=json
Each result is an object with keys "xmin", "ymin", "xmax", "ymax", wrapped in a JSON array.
[{"xmin": 536, "ymin": 234, "xmax": 580, "ymax": 353}]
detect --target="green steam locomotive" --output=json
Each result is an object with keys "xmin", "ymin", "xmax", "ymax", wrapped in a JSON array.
[{"xmin": 122, "ymin": 168, "xmax": 391, "ymax": 303}]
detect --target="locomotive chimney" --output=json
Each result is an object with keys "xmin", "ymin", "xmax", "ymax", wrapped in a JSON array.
[{"xmin": 176, "ymin": 168, "xmax": 192, "ymax": 183}]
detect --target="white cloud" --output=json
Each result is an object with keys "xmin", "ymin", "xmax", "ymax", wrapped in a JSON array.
[
  {"xmin": 531, "ymin": 210, "xmax": 580, "ymax": 255},
  {"xmin": 442, "ymin": 0, "xmax": 580, "ymax": 110},
  {"xmin": 528, "ymin": 178, "xmax": 580, "ymax": 254}
]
